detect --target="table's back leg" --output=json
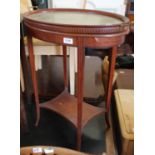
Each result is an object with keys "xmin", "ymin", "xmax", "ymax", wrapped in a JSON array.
[
  {"xmin": 77, "ymin": 40, "xmax": 85, "ymax": 150},
  {"xmin": 69, "ymin": 48, "xmax": 76, "ymax": 95},
  {"xmin": 105, "ymin": 46, "xmax": 117, "ymax": 128},
  {"xmin": 27, "ymin": 36, "xmax": 40, "ymax": 126},
  {"xmin": 63, "ymin": 45, "xmax": 68, "ymax": 89}
]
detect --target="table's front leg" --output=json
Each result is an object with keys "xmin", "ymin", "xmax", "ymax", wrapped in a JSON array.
[
  {"xmin": 105, "ymin": 46, "xmax": 117, "ymax": 128},
  {"xmin": 27, "ymin": 35, "xmax": 40, "ymax": 126},
  {"xmin": 77, "ymin": 39, "xmax": 85, "ymax": 150}
]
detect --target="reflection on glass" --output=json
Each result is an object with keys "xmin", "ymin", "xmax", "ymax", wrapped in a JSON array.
[{"xmin": 27, "ymin": 11, "xmax": 123, "ymax": 25}]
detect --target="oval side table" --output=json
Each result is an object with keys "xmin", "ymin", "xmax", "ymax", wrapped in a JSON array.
[{"xmin": 23, "ymin": 8, "xmax": 129, "ymax": 150}]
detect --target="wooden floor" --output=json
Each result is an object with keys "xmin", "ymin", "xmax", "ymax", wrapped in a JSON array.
[{"xmin": 105, "ymin": 114, "xmax": 117, "ymax": 155}]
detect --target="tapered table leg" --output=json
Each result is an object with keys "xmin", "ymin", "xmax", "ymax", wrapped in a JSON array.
[
  {"xmin": 105, "ymin": 46, "xmax": 117, "ymax": 128},
  {"xmin": 63, "ymin": 45, "xmax": 68, "ymax": 88},
  {"xmin": 20, "ymin": 37, "xmax": 32, "ymax": 103},
  {"xmin": 77, "ymin": 41, "xmax": 85, "ymax": 150},
  {"xmin": 27, "ymin": 36, "xmax": 40, "ymax": 126}
]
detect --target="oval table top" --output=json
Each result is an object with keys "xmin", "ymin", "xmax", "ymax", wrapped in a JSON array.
[
  {"xmin": 25, "ymin": 9, "xmax": 124, "ymax": 26},
  {"xmin": 23, "ymin": 8, "xmax": 129, "ymax": 35}
]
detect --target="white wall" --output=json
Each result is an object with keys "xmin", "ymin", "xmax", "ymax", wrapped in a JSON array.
[{"xmin": 50, "ymin": 0, "xmax": 126, "ymax": 15}]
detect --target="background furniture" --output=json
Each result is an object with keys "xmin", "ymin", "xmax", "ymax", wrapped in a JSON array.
[
  {"xmin": 115, "ymin": 69, "xmax": 134, "ymax": 89},
  {"xmin": 111, "ymin": 68, "xmax": 134, "ymax": 155},
  {"xmin": 21, "ymin": 146, "xmax": 89, "ymax": 155},
  {"xmin": 127, "ymin": 0, "xmax": 134, "ymax": 22},
  {"xmin": 102, "ymin": 56, "xmax": 118, "ymax": 95},
  {"xmin": 114, "ymin": 89, "xmax": 134, "ymax": 155}
]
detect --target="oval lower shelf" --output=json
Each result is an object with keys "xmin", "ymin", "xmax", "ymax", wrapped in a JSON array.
[{"xmin": 39, "ymin": 89, "xmax": 105, "ymax": 128}]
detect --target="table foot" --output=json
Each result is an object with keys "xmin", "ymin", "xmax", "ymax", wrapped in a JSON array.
[
  {"xmin": 105, "ymin": 112, "xmax": 110, "ymax": 129},
  {"xmin": 35, "ymin": 117, "xmax": 40, "ymax": 127}
]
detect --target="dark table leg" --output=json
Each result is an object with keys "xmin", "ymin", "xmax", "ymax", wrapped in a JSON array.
[
  {"xmin": 20, "ymin": 37, "xmax": 32, "ymax": 103},
  {"xmin": 20, "ymin": 87, "xmax": 29, "ymax": 133},
  {"xmin": 77, "ymin": 40, "xmax": 85, "ymax": 150},
  {"xmin": 63, "ymin": 45, "xmax": 68, "ymax": 88},
  {"xmin": 105, "ymin": 46, "xmax": 117, "ymax": 128},
  {"xmin": 27, "ymin": 35, "xmax": 40, "ymax": 126}
]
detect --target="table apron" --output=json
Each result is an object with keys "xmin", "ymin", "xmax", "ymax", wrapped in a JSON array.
[{"xmin": 25, "ymin": 25, "xmax": 125, "ymax": 48}]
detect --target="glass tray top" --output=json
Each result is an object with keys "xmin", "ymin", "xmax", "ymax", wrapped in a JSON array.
[{"xmin": 26, "ymin": 10, "xmax": 123, "ymax": 26}]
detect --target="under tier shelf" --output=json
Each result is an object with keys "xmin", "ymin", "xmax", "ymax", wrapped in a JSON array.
[{"xmin": 39, "ymin": 89, "xmax": 105, "ymax": 128}]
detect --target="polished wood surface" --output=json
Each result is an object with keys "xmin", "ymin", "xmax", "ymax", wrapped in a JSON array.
[
  {"xmin": 20, "ymin": 146, "xmax": 89, "ymax": 155},
  {"xmin": 23, "ymin": 8, "xmax": 129, "ymax": 150},
  {"xmin": 105, "ymin": 46, "xmax": 117, "ymax": 128},
  {"xmin": 24, "ymin": 8, "xmax": 129, "ymax": 37},
  {"xmin": 76, "ymin": 38, "xmax": 86, "ymax": 150},
  {"xmin": 40, "ymin": 89, "xmax": 104, "ymax": 128},
  {"xmin": 27, "ymin": 36, "xmax": 40, "ymax": 126}
]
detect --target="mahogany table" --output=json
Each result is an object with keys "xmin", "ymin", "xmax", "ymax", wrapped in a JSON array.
[{"xmin": 23, "ymin": 8, "xmax": 129, "ymax": 150}]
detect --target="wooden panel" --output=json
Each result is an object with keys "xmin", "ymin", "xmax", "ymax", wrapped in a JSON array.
[
  {"xmin": 121, "ymin": 138, "xmax": 134, "ymax": 155},
  {"xmin": 114, "ymin": 89, "xmax": 134, "ymax": 155},
  {"xmin": 127, "ymin": 14, "xmax": 134, "ymax": 22},
  {"xmin": 40, "ymin": 89, "xmax": 104, "ymax": 128},
  {"xmin": 115, "ymin": 69, "xmax": 134, "ymax": 89},
  {"xmin": 114, "ymin": 89, "xmax": 134, "ymax": 140}
]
